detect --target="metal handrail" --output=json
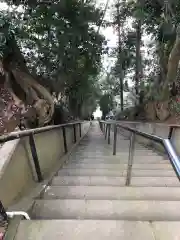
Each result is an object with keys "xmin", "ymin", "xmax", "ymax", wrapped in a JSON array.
[
  {"xmin": 0, "ymin": 200, "xmax": 30, "ymax": 238},
  {"xmin": 0, "ymin": 121, "xmax": 84, "ymax": 144},
  {"xmin": 0, "ymin": 120, "xmax": 85, "ymax": 184},
  {"xmin": 100, "ymin": 120, "xmax": 180, "ymax": 182},
  {"xmin": 6, "ymin": 211, "xmax": 30, "ymax": 220},
  {"xmin": 0, "ymin": 120, "xmax": 88, "ymax": 230}
]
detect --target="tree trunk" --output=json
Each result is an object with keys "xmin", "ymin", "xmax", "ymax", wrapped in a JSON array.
[
  {"xmin": 117, "ymin": 0, "xmax": 124, "ymax": 111},
  {"xmin": 0, "ymin": 32, "xmax": 54, "ymax": 133},
  {"xmin": 135, "ymin": 19, "xmax": 142, "ymax": 100},
  {"xmin": 162, "ymin": 25, "xmax": 180, "ymax": 99},
  {"xmin": 158, "ymin": 42, "xmax": 167, "ymax": 83},
  {"xmin": 155, "ymin": 101, "xmax": 171, "ymax": 121}
]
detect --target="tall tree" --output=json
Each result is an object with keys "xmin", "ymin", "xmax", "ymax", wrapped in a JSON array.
[
  {"xmin": 99, "ymin": 93, "xmax": 114, "ymax": 119},
  {"xmin": 0, "ymin": 0, "xmax": 105, "ymax": 134},
  {"xmin": 116, "ymin": 0, "xmax": 124, "ymax": 111},
  {"xmin": 134, "ymin": 0, "xmax": 143, "ymax": 99}
]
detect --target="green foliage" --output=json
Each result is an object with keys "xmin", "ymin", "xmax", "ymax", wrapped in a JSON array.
[
  {"xmin": 102, "ymin": 0, "xmax": 180, "ymax": 110},
  {"xmin": 170, "ymin": 99, "xmax": 180, "ymax": 114},
  {"xmin": 0, "ymin": 0, "xmax": 105, "ymax": 118},
  {"xmin": 99, "ymin": 93, "xmax": 114, "ymax": 119}
]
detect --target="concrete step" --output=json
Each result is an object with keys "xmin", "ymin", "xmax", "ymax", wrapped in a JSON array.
[
  {"xmin": 77, "ymin": 146, "xmax": 112, "ymax": 149},
  {"xmin": 73, "ymin": 152, "xmax": 159, "ymax": 157},
  {"xmin": 32, "ymin": 199, "xmax": 180, "ymax": 221},
  {"xmin": 73, "ymin": 153, "xmax": 114, "ymax": 156},
  {"xmin": 68, "ymin": 157, "xmax": 167, "ymax": 164},
  {"xmin": 75, "ymin": 146, "xmax": 159, "ymax": 151},
  {"xmin": 76, "ymin": 148, "xmax": 150, "ymax": 153},
  {"xmin": 43, "ymin": 186, "xmax": 180, "ymax": 200},
  {"xmin": 76, "ymin": 146, "xmax": 158, "ymax": 151},
  {"xmin": 131, "ymin": 169, "xmax": 175, "ymax": 177},
  {"xmin": 68, "ymin": 160, "xmax": 168, "ymax": 165},
  {"xmin": 63, "ymin": 163, "xmax": 172, "ymax": 170},
  {"xmin": 15, "ymin": 220, "xmax": 180, "ymax": 240},
  {"xmin": 58, "ymin": 168, "xmax": 175, "ymax": 177},
  {"xmin": 52, "ymin": 176, "xmax": 179, "ymax": 187},
  {"xmin": 52, "ymin": 176, "xmax": 126, "ymax": 186},
  {"xmin": 58, "ymin": 168, "xmax": 125, "ymax": 176}
]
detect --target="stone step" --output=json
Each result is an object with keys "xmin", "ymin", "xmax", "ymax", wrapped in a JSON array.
[
  {"xmin": 68, "ymin": 160, "xmax": 168, "ymax": 165},
  {"xmin": 52, "ymin": 176, "xmax": 126, "ymax": 186},
  {"xmin": 58, "ymin": 168, "xmax": 125, "ymax": 176},
  {"xmin": 74, "ymin": 147, "xmax": 158, "ymax": 151},
  {"xmin": 43, "ymin": 186, "xmax": 180, "ymax": 200},
  {"xmin": 73, "ymin": 152, "xmax": 159, "ymax": 157},
  {"xmin": 51, "ymin": 176, "xmax": 179, "ymax": 187},
  {"xmin": 77, "ymin": 146, "xmax": 112, "ymax": 149},
  {"xmin": 63, "ymin": 163, "xmax": 172, "ymax": 170},
  {"xmin": 15, "ymin": 220, "xmax": 180, "ymax": 240},
  {"xmin": 69, "ymin": 153, "xmax": 164, "ymax": 158},
  {"xmin": 68, "ymin": 157, "xmax": 167, "ymax": 164},
  {"xmin": 77, "ymin": 146, "xmax": 154, "ymax": 149},
  {"xmin": 76, "ymin": 148, "xmax": 150, "ymax": 153},
  {"xmin": 32, "ymin": 199, "xmax": 180, "ymax": 221},
  {"xmin": 58, "ymin": 168, "xmax": 175, "ymax": 177},
  {"xmin": 74, "ymin": 153, "xmax": 114, "ymax": 156}
]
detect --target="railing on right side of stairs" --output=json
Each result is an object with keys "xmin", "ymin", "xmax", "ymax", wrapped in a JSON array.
[{"xmin": 99, "ymin": 121, "xmax": 180, "ymax": 186}]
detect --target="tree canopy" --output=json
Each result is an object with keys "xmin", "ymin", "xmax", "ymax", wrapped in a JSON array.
[
  {"xmin": 0, "ymin": 0, "xmax": 106, "ymax": 134},
  {"xmin": 2, "ymin": 0, "xmax": 180, "ymax": 133},
  {"xmin": 99, "ymin": 93, "xmax": 114, "ymax": 119},
  {"xmin": 100, "ymin": 0, "xmax": 180, "ymax": 122}
]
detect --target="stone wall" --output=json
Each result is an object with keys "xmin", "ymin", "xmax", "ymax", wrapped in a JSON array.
[{"xmin": 117, "ymin": 121, "xmax": 179, "ymax": 154}]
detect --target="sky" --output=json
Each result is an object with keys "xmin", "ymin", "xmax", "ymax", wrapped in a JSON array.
[
  {"xmin": 96, "ymin": 0, "xmax": 118, "ymax": 72},
  {"xmin": 93, "ymin": 0, "xmax": 117, "ymax": 118},
  {"xmin": 93, "ymin": 0, "xmax": 153, "ymax": 117},
  {"xmin": 0, "ymin": 2, "xmax": 7, "ymax": 9}
]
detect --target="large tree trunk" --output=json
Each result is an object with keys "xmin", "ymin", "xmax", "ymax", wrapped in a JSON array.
[
  {"xmin": 155, "ymin": 101, "xmax": 170, "ymax": 121},
  {"xmin": 0, "ymin": 33, "xmax": 54, "ymax": 134},
  {"xmin": 158, "ymin": 42, "xmax": 168, "ymax": 83},
  {"xmin": 161, "ymin": 25, "xmax": 180, "ymax": 99}
]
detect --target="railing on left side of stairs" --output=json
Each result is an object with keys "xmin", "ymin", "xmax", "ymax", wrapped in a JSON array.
[
  {"xmin": 0, "ymin": 121, "xmax": 83, "ymax": 183},
  {"xmin": 0, "ymin": 121, "xmax": 86, "ymax": 231}
]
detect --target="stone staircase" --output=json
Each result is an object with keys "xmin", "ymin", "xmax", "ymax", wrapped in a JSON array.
[{"xmin": 14, "ymin": 122, "xmax": 180, "ymax": 239}]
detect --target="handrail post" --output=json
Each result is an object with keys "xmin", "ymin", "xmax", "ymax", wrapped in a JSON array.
[
  {"xmin": 163, "ymin": 139, "xmax": 180, "ymax": 181},
  {"xmin": 62, "ymin": 126, "xmax": 67, "ymax": 153},
  {"xmin": 101, "ymin": 122, "xmax": 103, "ymax": 132},
  {"xmin": 113, "ymin": 124, "xmax": 117, "ymax": 155},
  {"xmin": 29, "ymin": 133, "xmax": 43, "ymax": 182},
  {"xmin": 105, "ymin": 124, "xmax": 108, "ymax": 139},
  {"xmin": 73, "ymin": 124, "xmax": 76, "ymax": 143},
  {"xmin": 126, "ymin": 132, "xmax": 135, "ymax": 186},
  {"xmin": 79, "ymin": 123, "xmax": 82, "ymax": 138},
  {"xmin": 0, "ymin": 200, "xmax": 8, "ymax": 223},
  {"xmin": 108, "ymin": 124, "xmax": 111, "ymax": 144},
  {"xmin": 168, "ymin": 126, "xmax": 174, "ymax": 139}
]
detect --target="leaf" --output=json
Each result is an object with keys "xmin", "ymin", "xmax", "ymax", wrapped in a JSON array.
[
  {"xmin": 0, "ymin": 19, "xmax": 5, "ymax": 27},
  {"xmin": 133, "ymin": 8, "xmax": 146, "ymax": 20}
]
